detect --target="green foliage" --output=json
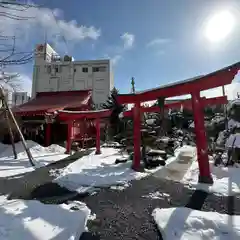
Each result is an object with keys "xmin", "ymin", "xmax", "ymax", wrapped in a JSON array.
[{"xmin": 102, "ymin": 87, "xmax": 119, "ymax": 110}]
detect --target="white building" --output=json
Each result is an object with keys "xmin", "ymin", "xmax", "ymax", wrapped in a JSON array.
[
  {"xmin": 11, "ymin": 91, "xmax": 29, "ymax": 107},
  {"xmin": 32, "ymin": 43, "xmax": 114, "ymax": 108}
]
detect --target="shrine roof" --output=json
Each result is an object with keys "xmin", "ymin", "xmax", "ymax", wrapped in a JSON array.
[{"xmin": 12, "ymin": 90, "xmax": 92, "ymax": 116}]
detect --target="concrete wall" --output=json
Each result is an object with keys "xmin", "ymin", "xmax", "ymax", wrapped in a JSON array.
[
  {"xmin": 32, "ymin": 43, "xmax": 113, "ymax": 108},
  {"xmin": 12, "ymin": 92, "xmax": 29, "ymax": 106}
]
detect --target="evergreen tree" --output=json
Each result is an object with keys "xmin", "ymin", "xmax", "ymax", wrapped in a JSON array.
[
  {"xmin": 102, "ymin": 87, "xmax": 127, "ymax": 139},
  {"xmin": 102, "ymin": 87, "xmax": 119, "ymax": 109}
]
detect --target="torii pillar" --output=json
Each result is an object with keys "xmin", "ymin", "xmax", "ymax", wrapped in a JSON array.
[
  {"xmin": 133, "ymin": 101, "xmax": 141, "ymax": 170},
  {"xmin": 95, "ymin": 118, "xmax": 101, "ymax": 155},
  {"xmin": 191, "ymin": 91, "xmax": 213, "ymax": 183}
]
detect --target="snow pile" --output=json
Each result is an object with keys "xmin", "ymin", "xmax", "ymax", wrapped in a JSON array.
[
  {"xmin": 228, "ymin": 119, "xmax": 240, "ymax": 130},
  {"xmin": 182, "ymin": 158, "xmax": 240, "ymax": 196},
  {"xmin": 0, "ymin": 198, "xmax": 90, "ymax": 240},
  {"xmin": 0, "ymin": 140, "xmax": 68, "ymax": 177},
  {"xmin": 225, "ymin": 133, "xmax": 240, "ymax": 148},
  {"xmin": 227, "ymin": 98, "xmax": 240, "ymax": 112},
  {"xmin": 216, "ymin": 130, "xmax": 229, "ymax": 146},
  {"xmin": 211, "ymin": 115, "xmax": 225, "ymax": 125},
  {"xmin": 54, "ymin": 147, "xmax": 179, "ymax": 193},
  {"xmin": 153, "ymin": 207, "xmax": 240, "ymax": 240}
]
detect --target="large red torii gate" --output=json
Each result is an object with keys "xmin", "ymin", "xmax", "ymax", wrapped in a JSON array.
[{"xmin": 117, "ymin": 62, "xmax": 240, "ymax": 184}]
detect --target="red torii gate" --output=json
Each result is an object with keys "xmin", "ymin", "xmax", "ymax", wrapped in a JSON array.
[
  {"xmin": 57, "ymin": 109, "xmax": 112, "ymax": 154},
  {"xmin": 117, "ymin": 62, "xmax": 240, "ymax": 184},
  {"xmin": 58, "ymin": 96, "xmax": 227, "ymax": 157},
  {"xmin": 123, "ymin": 96, "xmax": 227, "ymax": 117}
]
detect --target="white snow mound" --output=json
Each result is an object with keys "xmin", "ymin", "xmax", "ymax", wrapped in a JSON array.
[
  {"xmin": 182, "ymin": 158, "xmax": 240, "ymax": 196},
  {"xmin": 54, "ymin": 147, "xmax": 180, "ymax": 193},
  {"xmin": 153, "ymin": 207, "xmax": 240, "ymax": 240},
  {"xmin": 0, "ymin": 198, "xmax": 90, "ymax": 240},
  {"xmin": 0, "ymin": 140, "xmax": 68, "ymax": 177}
]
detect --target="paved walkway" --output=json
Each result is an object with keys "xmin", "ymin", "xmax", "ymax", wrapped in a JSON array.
[{"xmin": 153, "ymin": 148, "xmax": 195, "ymax": 182}]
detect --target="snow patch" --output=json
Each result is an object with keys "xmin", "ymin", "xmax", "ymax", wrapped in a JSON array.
[
  {"xmin": 0, "ymin": 141, "xmax": 68, "ymax": 177},
  {"xmin": 226, "ymin": 133, "xmax": 240, "ymax": 148},
  {"xmin": 153, "ymin": 207, "xmax": 240, "ymax": 240},
  {"xmin": 228, "ymin": 119, "xmax": 240, "ymax": 130},
  {"xmin": 0, "ymin": 198, "xmax": 90, "ymax": 240},
  {"xmin": 143, "ymin": 191, "xmax": 170, "ymax": 200},
  {"xmin": 54, "ymin": 147, "xmax": 179, "ymax": 193},
  {"xmin": 182, "ymin": 158, "xmax": 240, "ymax": 196}
]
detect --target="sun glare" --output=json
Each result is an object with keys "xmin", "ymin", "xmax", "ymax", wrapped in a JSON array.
[{"xmin": 205, "ymin": 11, "xmax": 235, "ymax": 42}]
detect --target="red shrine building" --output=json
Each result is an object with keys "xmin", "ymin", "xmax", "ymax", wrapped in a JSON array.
[{"xmin": 13, "ymin": 43, "xmax": 114, "ymax": 150}]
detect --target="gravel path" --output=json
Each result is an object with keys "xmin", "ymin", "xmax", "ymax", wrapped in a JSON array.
[
  {"xmin": 0, "ymin": 150, "xmax": 92, "ymax": 200},
  {"xmin": 0, "ymin": 149, "xmax": 239, "ymax": 240},
  {"xmin": 79, "ymin": 176, "xmax": 240, "ymax": 240}
]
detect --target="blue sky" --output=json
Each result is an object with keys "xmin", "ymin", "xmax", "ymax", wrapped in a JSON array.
[{"xmin": 1, "ymin": 0, "xmax": 240, "ymax": 98}]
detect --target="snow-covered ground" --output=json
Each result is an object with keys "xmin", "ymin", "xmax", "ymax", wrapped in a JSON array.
[
  {"xmin": 153, "ymin": 207, "xmax": 240, "ymax": 240},
  {"xmin": 0, "ymin": 196, "xmax": 90, "ymax": 240},
  {"xmin": 182, "ymin": 157, "xmax": 240, "ymax": 196},
  {"xmin": 53, "ymin": 147, "xmax": 182, "ymax": 193},
  {"xmin": 0, "ymin": 141, "xmax": 68, "ymax": 178}
]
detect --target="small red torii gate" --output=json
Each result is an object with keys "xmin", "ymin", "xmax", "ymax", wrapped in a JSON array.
[
  {"xmin": 117, "ymin": 62, "xmax": 240, "ymax": 184},
  {"xmin": 57, "ymin": 109, "xmax": 112, "ymax": 154}
]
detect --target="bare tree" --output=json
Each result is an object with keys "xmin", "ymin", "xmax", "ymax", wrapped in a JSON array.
[
  {"xmin": 0, "ymin": 0, "xmax": 37, "ymax": 67},
  {"xmin": 0, "ymin": 1, "xmax": 36, "ymax": 166}
]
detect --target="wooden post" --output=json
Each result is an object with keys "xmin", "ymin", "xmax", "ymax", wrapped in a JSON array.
[
  {"xmin": 5, "ymin": 110, "xmax": 17, "ymax": 159},
  {"xmin": 133, "ymin": 101, "xmax": 141, "ymax": 171},
  {"xmin": 1, "ymin": 92, "xmax": 35, "ymax": 166}
]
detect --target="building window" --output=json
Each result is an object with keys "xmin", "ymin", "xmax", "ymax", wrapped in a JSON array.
[
  {"xmin": 93, "ymin": 66, "xmax": 106, "ymax": 72},
  {"xmin": 47, "ymin": 66, "xmax": 51, "ymax": 74},
  {"xmin": 82, "ymin": 67, "xmax": 88, "ymax": 73},
  {"xmin": 55, "ymin": 65, "xmax": 61, "ymax": 73},
  {"xmin": 93, "ymin": 67, "xmax": 99, "ymax": 72},
  {"xmin": 99, "ymin": 66, "xmax": 106, "ymax": 72}
]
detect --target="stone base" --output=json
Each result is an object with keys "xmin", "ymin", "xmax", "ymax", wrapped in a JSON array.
[
  {"xmin": 131, "ymin": 164, "xmax": 145, "ymax": 172},
  {"xmin": 198, "ymin": 175, "xmax": 213, "ymax": 184},
  {"xmin": 95, "ymin": 150, "xmax": 102, "ymax": 155}
]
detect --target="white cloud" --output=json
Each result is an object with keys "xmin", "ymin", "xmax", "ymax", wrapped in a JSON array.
[
  {"xmin": 147, "ymin": 38, "xmax": 171, "ymax": 48},
  {"xmin": 121, "ymin": 32, "xmax": 135, "ymax": 49},
  {"xmin": 0, "ymin": 5, "xmax": 101, "ymax": 47},
  {"xmin": 105, "ymin": 32, "xmax": 135, "ymax": 67},
  {"xmin": 112, "ymin": 55, "xmax": 122, "ymax": 66}
]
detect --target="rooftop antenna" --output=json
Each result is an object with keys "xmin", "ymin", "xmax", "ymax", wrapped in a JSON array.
[{"xmin": 131, "ymin": 77, "xmax": 135, "ymax": 94}]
